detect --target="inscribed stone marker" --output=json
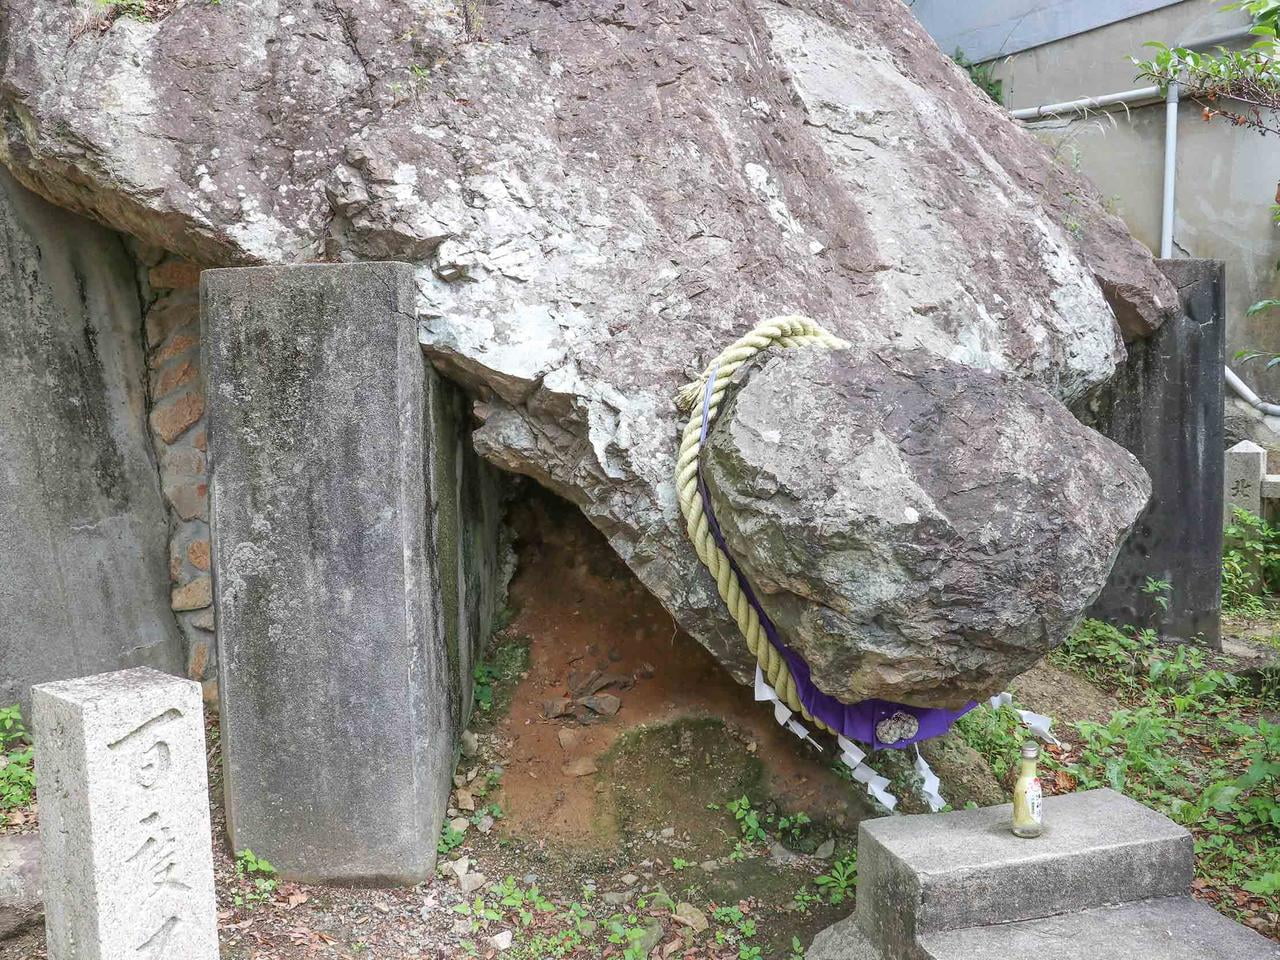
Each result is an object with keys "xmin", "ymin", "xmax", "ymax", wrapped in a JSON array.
[
  {"xmin": 1225, "ymin": 439, "xmax": 1265, "ymax": 524},
  {"xmin": 32, "ymin": 667, "xmax": 217, "ymax": 960}
]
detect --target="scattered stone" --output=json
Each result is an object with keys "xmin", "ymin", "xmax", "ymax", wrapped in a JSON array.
[
  {"xmin": 603, "ymin": 891, "xmax": 630, "ymax": 906},
  {"xmin": 460, "ymin": 730, "xmax": 479, "ymax": 758},
  {"xmin": 672, "ymin": 903, "xmax": 708, "ymax": 933},
  {"xmin": 561, "ymin": 757, "xmax": 598, "ymax": 778},
  {"xmin": 815, "ymin": 838, "xmax": 836, "ymax": 860},
  {"xmin": 581, "ymin": 694, "xmax": 621, "ymax": 717},
  {"xmin": 620, "ymin": 873, "xmax": 639, "ymax": 886},
  {"xmin": 660, "ymin": 827, "xmax": 675, "ymax": 839},
  {"xmin": 32, "ymin": 668, "xmax": 218, "ymax": 958},
  {"xmin": 769, "ymin": 841, "xmax": 801, "ymax": 866},
  {"xmin": 637, "ymin": 921, "xmax": 664, "ymax": 956},
  {"xmin": 636, "ymin": 662, "xmax": 656, "ymax": 679},
  {"xmin": 0, "ymin": 835, "xmax": 42, "ymax": 939},
  {"xmin": 476, "ymin": 815, "xmax": 495, "ymax": 835},
  {"xmin": 489, "ymin": 930, "xmax": 513, "ymax": 950},
  {"xmin": 542, "ymin": 698, "xmax": 574, "ymax": 719},
  {"xmin": 699, "ymin": 860, "xmax": 720, "ymax": 873},
  {"xmin": 455, "ymin": 789, "xmax": 475, "ymax": 812},
  {"xmin": 578, "ymin": 920, "xmax": 598, "ymax": 937},
  {"xmin": 459, "ymin": 872, "xmax": 487, "ymax": 895},
  {"xmin": 557, "ymin": 728, "xmax": 581, "ymax": 751},
  {"xmin": 447, "ymin": 857, "xmax": 470, "ymax": 880},
  {"xmin": 449, "ymin": 818, "xmax": 470, "ymax": 834}
]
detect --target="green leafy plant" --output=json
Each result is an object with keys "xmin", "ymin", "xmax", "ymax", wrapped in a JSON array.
[
  {"xmin": 1222, "ymin": 508, "xmax": 1280, "ymax": 613},
  {"xmin": 0, "ymin": 706, "xmax": 35, "ymax": 819},
  {"xmin": 438, "ymin": 823, "xmax": 466, "ymax": 854},
  {"xmin": 232, "ymin": 849, "xmax": 278, "ymax": 907},
  {"xmin": 1135, "ymin": 0, "xmax": 1280, "ymax": 138},
  {"xmin": 952, "ymin": 48, "xmax": 1004, "ymax": 104},
  {"xmin": 814, "ymin": 853, "xmax": 857, "ymax": 905},
  {"xmin": 727, "ymin": 796, "xmax": 768, "ymax": 844}
]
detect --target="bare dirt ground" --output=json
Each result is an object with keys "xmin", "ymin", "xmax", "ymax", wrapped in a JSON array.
[
  {"xmin": 9, "ymin": 490, "xmax": 1273, "ymax": 957},
  {"xmin": 2, "ymin": 490, "xmax": 884, "ymax": 959}
]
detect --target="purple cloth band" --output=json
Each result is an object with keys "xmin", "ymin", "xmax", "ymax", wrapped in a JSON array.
[{"xmin": 696, "ymin": 368, "xmax": 975, "ymax": 750}]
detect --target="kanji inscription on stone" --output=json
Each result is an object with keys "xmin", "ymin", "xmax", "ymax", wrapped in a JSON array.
[{"xmin": 32, "ymin": 668, "xmax": 217, "ymax": 959}]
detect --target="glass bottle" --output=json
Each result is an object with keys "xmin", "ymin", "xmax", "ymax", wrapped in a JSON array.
[{"xmin": 1011, "ymin": 740, "xmax": 1043, "ymax": 838}]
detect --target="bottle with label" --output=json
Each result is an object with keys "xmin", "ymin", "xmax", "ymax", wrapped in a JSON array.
[{"xmin": 1011, "ymin": 740, "xmax": 1043, "ymax": 838}]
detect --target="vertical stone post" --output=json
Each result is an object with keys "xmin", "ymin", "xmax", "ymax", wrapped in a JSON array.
[
  {"xmin": 203, "ymin": 263, "xmax": 452, "ymax": 885},
  {"xmin": 1225, "ymin": 440, "xmax": 1265, "ymax": 525},
  {"xmin": 1084, "ymin": 259, "xmax": 1225, "ymax": 647},
  {"xmin": 32, "ymin": 668, "xmax": 217, "ymax": 960}
]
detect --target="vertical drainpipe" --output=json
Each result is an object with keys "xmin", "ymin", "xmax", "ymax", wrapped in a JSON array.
[{"xmin": 1160, "ymin": 79, "xmax": 1180, "ymax": 259}]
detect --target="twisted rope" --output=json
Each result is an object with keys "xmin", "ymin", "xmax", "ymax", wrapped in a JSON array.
[{"xmin": 675, "ymin": 315, "xmax": 849, "ymax": 731}]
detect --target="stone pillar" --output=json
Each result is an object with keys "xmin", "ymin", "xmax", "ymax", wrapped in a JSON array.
[
  {"xmin": 1082, "ymin": 259, "xmax": 1225, "ymax": 647},
  {"xmin": 203, "ymin": 263, "xmax": 453, "ymax": 885},
  {"xmin": 1225, "ymin": 440, "xmax": 1265, "ymax": 524},
  {"xmin": 32, "ymin": 668, "xmax": 217, "ymax": 960}
]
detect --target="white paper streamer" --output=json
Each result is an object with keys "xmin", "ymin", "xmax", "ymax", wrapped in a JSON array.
[
  {"xmin": 914, "ymin": 747, "xmax": 946, "ymax": 812},
  {"xmin": 754, "ymin": 667, "xmax": 820, "ymax": 747},
  {"xmin": 988, "ymin": 691, "xmax": 1062, "ymax": 746}
]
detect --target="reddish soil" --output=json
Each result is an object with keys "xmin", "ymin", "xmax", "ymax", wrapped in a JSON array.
[{"xmin": 491, "ymin": 490, "xmax": 868, "ymax": 848}]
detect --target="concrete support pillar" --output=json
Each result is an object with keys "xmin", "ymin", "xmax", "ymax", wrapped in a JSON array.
[{"xmin": 203, "ymin": 263, "xmax": 454, "ymax": 885}]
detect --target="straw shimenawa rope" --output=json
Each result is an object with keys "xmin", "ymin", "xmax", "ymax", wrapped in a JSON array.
[{"xmin": 674, "ymin": 315, "xmax": 849, "ymax": 732}]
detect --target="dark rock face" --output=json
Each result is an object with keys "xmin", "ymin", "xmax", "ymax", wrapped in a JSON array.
[
  {"xmin": 0, "ymin": 0, "xmax": 1176, "ymax": 689},
  {"xmin": 0, "ymin": 168, "xmax": 183, "ymax": 715},
  {"xmin": 702, "ymin": 349, "xmax": 1151, "ymax": 708}
]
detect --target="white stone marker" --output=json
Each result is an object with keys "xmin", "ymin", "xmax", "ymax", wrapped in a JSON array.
[
  {"xmin": 1225, "ymin": 439, "xmax": 1266, "ymax": 525},
  {"xmin": 32, "ymin": 668, "xmax": 217, "ymax": 960}
]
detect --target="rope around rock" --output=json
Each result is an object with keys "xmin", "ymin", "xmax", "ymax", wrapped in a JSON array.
[{"xmin": 675, "ymin": 315, "xmax": 849, "ymax": 733}]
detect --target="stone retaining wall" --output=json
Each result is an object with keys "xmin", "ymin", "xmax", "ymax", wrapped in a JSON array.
[{"xmin": 136, "ymin": 253, "xmax": 217, "ymax": 699}]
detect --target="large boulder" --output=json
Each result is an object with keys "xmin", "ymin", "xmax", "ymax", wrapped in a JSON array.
[
  {"xmin": 701, "ymin": 348, "xmax": 1151, "ymax": 708},
  {"xmin": 0, "ymin": 0, "xmax": 1173, "ymax": 690}
]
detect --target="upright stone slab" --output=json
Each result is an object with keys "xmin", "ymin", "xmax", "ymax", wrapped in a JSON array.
[
  {"xmin": 1083, "ymin": 259, "xmax": 1225, "ymax": 646},
  {"xmin": 203, "ymin": 262, "xmax": 453, "ymax": 885},
  {"xmin": 32, "ymin": 668, "xmax": 216, "ymax": 960}
]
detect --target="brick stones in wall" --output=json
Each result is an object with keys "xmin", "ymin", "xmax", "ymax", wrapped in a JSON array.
[{"xmin": 141, "ymin": 254, "xmax": 216, "ymax": 701}]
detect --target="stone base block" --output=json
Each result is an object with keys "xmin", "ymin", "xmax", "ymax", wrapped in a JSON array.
[{"xmin": 856, "ymin": 787, "xmax": 1191, "ymax": 958}]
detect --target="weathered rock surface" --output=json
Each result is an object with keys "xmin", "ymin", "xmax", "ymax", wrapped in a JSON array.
[
  {"xmin": 0, "ymin": 168, "xmax": 183, "ymax": 715},
  {"xmin": 0, "ymin": 0, "xmax": 1176, "ymax": 689},
  {"xmin": 703, "ymin": 348, "xmax": 1150, "ymax": 707}
]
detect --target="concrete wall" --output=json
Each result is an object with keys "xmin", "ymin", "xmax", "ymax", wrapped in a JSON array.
[
  {"xmin": 0, "ymin": 170, "xmax": 184, "ymax": 713},
  {"xmin": 911, "ymin": 0, "xmax": 1182, "ymax": 62},
  {"xmin": 929, "ymin": 1, "xmax": 1280, "ymax": 398}
]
